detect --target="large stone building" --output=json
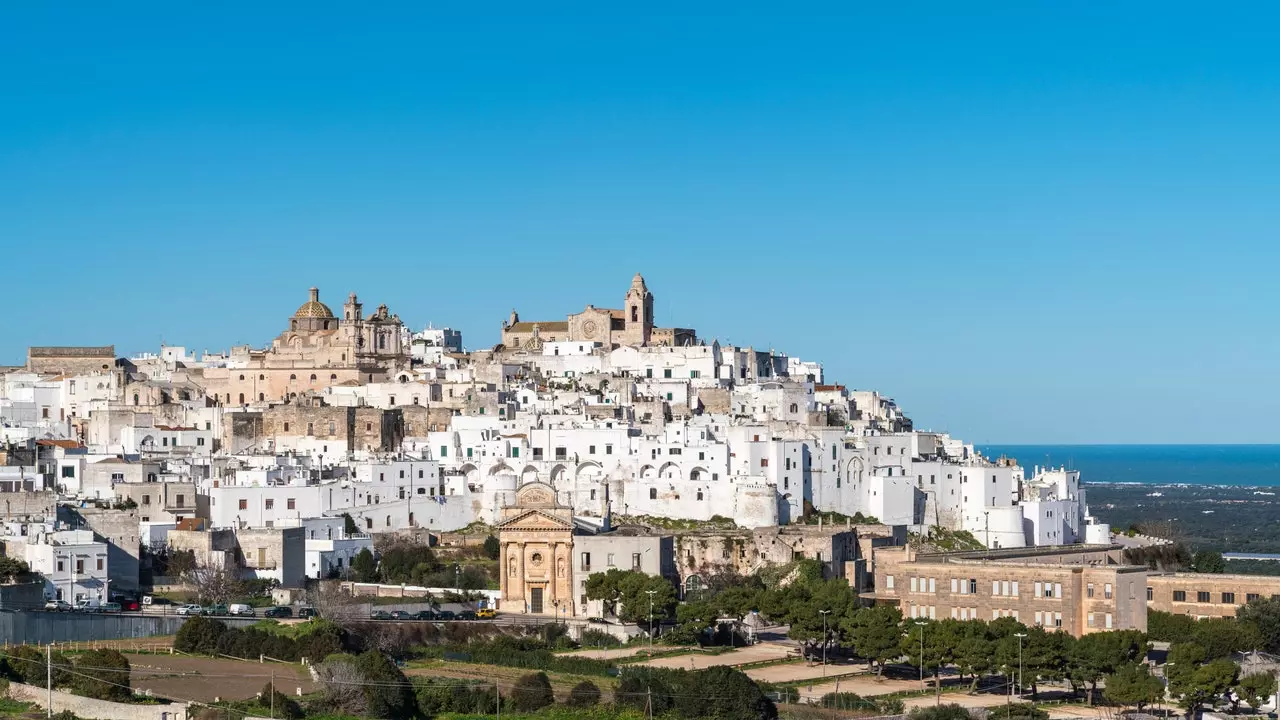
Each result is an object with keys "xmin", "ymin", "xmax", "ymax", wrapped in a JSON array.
[
  {"xmin": 202, "ymin": 288, "xmax": 409, "ymax": 406},
  {"xmin": 495, "ymin": 483, "xmax": 575, "ymax": 614},
  {"xmin": 500, "ymin": 274, "xmax": 696, "ymax": 351}
]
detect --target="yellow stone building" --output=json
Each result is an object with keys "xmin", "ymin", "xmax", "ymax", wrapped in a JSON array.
[{"xmin": 496, "ymin": 482, "xmax": 575, "ymax": 615}]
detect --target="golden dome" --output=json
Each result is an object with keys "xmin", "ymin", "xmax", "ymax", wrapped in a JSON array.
[{"xmin": 294, "ymin": 287, "xmax": 335, "ymax": 319}]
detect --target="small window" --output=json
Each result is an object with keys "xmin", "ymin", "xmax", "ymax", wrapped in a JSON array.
[
  {"xmin": 265, "ymin": 499, "xmax": 274, "ymax": 510},
  {"xmin": 1248, "ymin": 593, "xmax": 1261, "ymax": 602},
  {"xmin": 1104, "ymin": 583, "xmax": 1113, "ymax": 599},
  {"xmin": 238, "ymin": 499, "xmax": 248, "ymax": 510},
  {"xmin": 1087, "ymin": 583, "xmax": 1094, "ymax": 598},
  {"xmin": 1147, "ymin": 587, "xmax": 1154, "ymax": 601},
  {"xmin": 1222, "ymin": 592, "xmax": 1236, "ymax": 604},
  {"xmin": 287, "ymin": 498, "xmax": 296, "ymax": 510},
  {"xmin": 1173, "ymin": 590, "xmax": 1187, "ymax": 602},
  {"xmin": 649, "ymin": 488, "xmax": 657, "ymax": 499},
  {"xmin": 1197, "ymin": 591, "xmax": 1211, "ymax": 603}
]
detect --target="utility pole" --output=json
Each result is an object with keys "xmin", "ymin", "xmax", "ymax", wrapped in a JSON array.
[
  {"xmin": 1015, "ymin": 632, "xmax": 1027, "ymax": 702},
  {"xmin": 914, "ymin": 621, "xmax": 926, "ymax": 692},
  {"xmin": 46, "ymin": 643, "xmax": 51, "ymax": 719},
  {"xmin": 270, "ymin": 669, "xmax": 275, "ymax": 719},
  {"xmin": 496, "ymin": 679, "xmax": 501, "ymax": 720},
  {"xmin": 645, "ymin": 589, "xmax": 657, "ymax": 657}
]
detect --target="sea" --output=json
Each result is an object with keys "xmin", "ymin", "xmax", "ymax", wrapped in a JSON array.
[{"xmin": 977, "ymin": 444, "xmax": 1280, "ymax": 487}]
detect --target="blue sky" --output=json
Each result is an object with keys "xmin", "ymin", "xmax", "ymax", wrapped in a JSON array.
[{"xmin": 3, "ymin": 3, "xmax": 1280, "ymax": 445}]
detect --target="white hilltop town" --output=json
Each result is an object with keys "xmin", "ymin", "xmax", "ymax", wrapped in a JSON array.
[{"xmin": 0, "ymin": 274, "xmax": 1111, "ymax": 617}]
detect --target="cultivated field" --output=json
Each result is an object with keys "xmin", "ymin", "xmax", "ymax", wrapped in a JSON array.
[{"xmin": 124, "ymin": 653, "xmax": 316, "ymax": 704}]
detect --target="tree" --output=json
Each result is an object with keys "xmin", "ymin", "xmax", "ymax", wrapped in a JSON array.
[
  {"xmin": 673, "ymin": 666, "xmax": 777, "ymax": 720},
  {"xmin": 353, "ymin": 651, "xmax": 416, "ymax": 719},
  {"xmin": 906, "ymin": 703, "xmax": 973, "ymax": 720},
  {"xmin": 165, "ymin": 547, "xmax": 197, "ymax": 577},
  {"xmin": 0, "ymin": 556, "xmax": 30, "ymax": 582},
  {"xmin": 950, "ymin": 620, "xmax": 995, "ymax": 692},
  {"xmin": 583, "ymin": 569, "xmax": 677, "ymax": 625},
  {"xmin": 174, "ymin": 615, "xmax": 228, "ymax": 654},
  {"xmin": 6, "ymin": 645, "xmax": 70, "ymax": 687},
  {"xmin": 315, "ymin": 655, "xmax": 368, "ymax": 716},
  {"xmin": 258, "ymin": 681, "xmax": 304, "ymax": 720},
  {"xmin": 1236, "ymin": 672, "xmax": 1277, "ymax": 712},
  {"xmin": 1238, "ymin": 596, "xmax": 1280, "ymax": 654},
  {"xmin": 72, "ymin": 649, "xmax": 131, "ymax": 701},
  {"xmin": 846, "ymin": 605, "xmax": 904, "ymax": 675},
  {"xmin": 1068, "ymin": 629, "xmax": 1147, "ymax": 704},
  {"xmin": 1192, "ymin": 550, "xmax": 1226, "ymax": 574},
  {"xmin": 378, "ymin": 542, "xmax": 439, "ymax": 585},
  {"xmin": 567, "ymin": 680, "xmax": 601, "ymax": 707},
  {"xmin": 483, "ymin": 535, "xmax": 500, "ymax": 560},
  {"xmin": 1191, "ymin": 617, "xmax": 1261, "ymax": 659},
  {"xmin": 182, "ymin": 561, "xmax": 243, "ymax": 604},
  {"xmin": 1020, "ymin": 627, "xmax": 1071, "ymax": 699},
  {"xmin": 342, "ymin": 513, "xmax": 360, "ymax": 536},
  {"xmin": 511, "ymin": 672, "xmax": 555, "ymax": 711},
  {"xmin": 351, "ymin": 548, "xmax": 379, "ymax": 583},
  {"xmin": 1167, "ymin": 643, "xmax": 1238, "ymax": 718},
  {"xmin": 901, "ymin": 620, "xmax": 952, "ymax": 703},
  {"xmin": 1148, "ymin": 610, "xmax": 1197, "ymax": 643},
  {"xmin": 1103, "ymin": 663, "xmax": 1164, "ymax": 713}
]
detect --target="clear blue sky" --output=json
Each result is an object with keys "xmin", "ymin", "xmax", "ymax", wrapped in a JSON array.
[{"xmin": 3, "ymin": 3, "xmax": 1279, "ymax": 445}]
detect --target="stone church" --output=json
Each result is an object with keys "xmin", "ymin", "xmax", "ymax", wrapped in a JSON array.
[
  {"xmin": 201, "ymin": 287, "xmax": 410, "ymax": 406},
  {"xmin": 499, "ymin": 273, "xmax": 697, "ymax": 351},
  {"xmin": 495, "ymin": 482, "xmax": 575, "ymax": 615}
]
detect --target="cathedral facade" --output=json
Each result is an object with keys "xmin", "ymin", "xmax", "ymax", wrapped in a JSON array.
[{"xmin": 499, "ymin": 274, "xmax": 696, "ymax": 351}]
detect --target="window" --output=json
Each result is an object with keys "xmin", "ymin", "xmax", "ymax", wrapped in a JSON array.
[
  {"xmin": 1054, "ymin": 612, "xmax": 1063, "ymax": 628},
  {"xmin": 283, "ymin": 422, "xmax": 290, "ymax": 432},
  {"xmin": 885, "ymin": 575, "xmax": 894, "ymax": 590},
  {"xmin": 56, "ymin": 560, "xmax": 64, "ymax": 572},
  {"xmin": 440, "ymin": 446, "xmax": 448, "ymax": 457},
  {"xmin": 1104, "ymin": 583, "xmax": 1113, "ymax": 599},
  {"xmin": 1173, "ymin": 590, "xmax": 1187, "ymax": 602},
  {"xmin": 96, "ymin": 558, "xmax": 104, "ymax": 571},
  {"xmin": 1197, "ymin": 591, "xmax": 1211, "ymax": 603},
  {"xmin": 1088, "ymin": 613, "xmax": 1096, "ymax": 627},
  {"xmin": 466, "ymin": 448, "xmax": 473, "ymax": 458},
  {"xmin": 197, "ymin": 437, "xmax": 206, "ymax": 446},
  {"xmin": 307, "ymin": 422, "xmax": 314, "ymax": 436},
  {"xmin": 606, "ymin": 444, "xmax": 613, "ymax": 455},
  {"xmin": 366, "ymin": 518, "xmax": 373, "ymax": 530},
  {"xmin": 580, "ymin": 552, "xmax": 591, "ymax": 571},
  {"xmin": 238, "ymin": 499, "xmax": 248, "ymax": 510},
  {"xmin": 142, "ymin": 495, "xmax": 151, "ymax": 506},
  {"xmin": 968, "ymin": 578, "xmax": 977, "ymax": 595},
  {"xmin": 287, "ymin": 498, "xmax": 296, "ymax": 510},
  {"xmin": 555, "ymin": 447, "xmax": 567, "ymax": 460},
  {"xmin": 175, "ymin": 494, "xmax": 184, "ymax": 507},
  {"xmin": 1147, "ymin": 587, "xmax": 1154, "ymax": 601},
  {"xmin": 649, "ymin": 488, "xmax": 657, "ymax": 499},
  {"xmin": 76, "ymin": 560, "xmax": 84, "ymax": 574},
  {"xmin": 1087, "ymin": 583, "xmax": 1094, "ymax": 598},
  {"xmin": 760, "ymin": 459, "xmax": 769, "ymax": 468},
  {"xmin": 1248, "ymin": 593, "xmax": 1261, "ymax": 602},
  {"xmin": 1105, "ymin": 613, "xmax": 1113, "ymax": 629},
  {"xmin": 1222, "ymin": 592, "xmax": 1236, "ymax": 604},
  {"xmin": 589, "ymin": 445, "xmax": 596, "ymax": 455},
  {"xmin": 61, "ymin": 466, "xmax": 75, "ymax": 478},
  {"xmin": 265, "ymin": 499, "xmax": 274, "ymax": 510}
]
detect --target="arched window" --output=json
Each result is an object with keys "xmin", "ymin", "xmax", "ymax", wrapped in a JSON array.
[
  {"xmin": 239, "ymin": 374, "xmax": 245, "ymax": 381},
  {"xmin": 238, "ymin": 393, "xmax": 245, "ymax": 404},
  {"xmin": 133, "ymin": 394, "xmax": 139, "ymax": 406},
  {"xmin": 310, "ymin": 374, "xmax": 317, "ymax": 382},
  {"xmin": 330, "ymin": 374, "xmax": 337, "ymax": 380},
  {"xmin": 323, "ymin": 320, "xmax": 330, "ymax": 330},
  {"xmin": 258, "ymin": 393, "xmax": 265, "ymax": 402},
  {"xmin": 259, "ymin": 374, "xmax": 265, "ymax": 381},
  {"xmin": 290, "ymin": 374, "xmax": 297, "ymax": 381},
  {"xmin": 789, "ymin": 403, "xmax": 798, "ymax": 413}
]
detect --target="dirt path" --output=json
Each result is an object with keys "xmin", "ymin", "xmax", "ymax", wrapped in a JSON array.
[{"xmin": 124, "ymin": 653, "xmax": 314, "ymax": 704}]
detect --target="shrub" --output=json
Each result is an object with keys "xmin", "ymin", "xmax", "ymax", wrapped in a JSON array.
[
  {"xmin": 5, "ymin": 646, "xmax": 70, "ymax": 687},
  {"xmin": 510, "ymin": 672, "xmax": 555, "ymax": 712},
  {"xmin": 175, "ymin": 616, "xmax": 228, "ymax": 654},
  {"xmin": 259, "ymin": 681, "xmax": 304, "ymax": 720},
  {"xmin": 415, "ymin": 679, "xmax": 499, "ymax": 715},
  {"xmin": 986, "ymin": 703, "xmax": 1048, "ymax": 720},
  {"xmin": 567, "ymin": 680, "xmax": 601, "ymax": 707},
  {"xmin": 71, "ymin": 650, "xmax": 131, "ymax": 702},
  {"xmin": 908, "ymin": 704, "xmax": 974, "ymax": 720},
  {"xmin": 579, "ymin": 629, "xmax": 621, "ymax": 648},
  {"xmin": 353, "ymin": 651, "xmax": 415, "ymax": 719}
]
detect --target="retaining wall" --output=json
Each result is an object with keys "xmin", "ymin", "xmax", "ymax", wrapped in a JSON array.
[
  {"xmin": 0, "ymin": 611, "xmax": 262, "ymax": 645},
  {"xmin": 7, "ymin": 681, "xmax": 190, "ymax": 720}
]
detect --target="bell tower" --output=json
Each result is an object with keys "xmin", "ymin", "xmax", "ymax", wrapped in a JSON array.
[{"xmin": 622, "ymin": 273, "xmax": 654, "ymax": 346}]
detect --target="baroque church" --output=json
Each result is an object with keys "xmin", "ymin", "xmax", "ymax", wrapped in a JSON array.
[
  {"xmin": 499, "ymin": 274, "xmax": 697, "ymax": 351},
  {"xmin": 202, "ymin": 287, "xmax": 410, "ymax": 405}
]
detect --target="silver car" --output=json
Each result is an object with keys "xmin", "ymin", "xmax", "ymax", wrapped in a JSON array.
[{"xmin": 175, "ymin": 603, "xmax": 204, "ymax": 616}]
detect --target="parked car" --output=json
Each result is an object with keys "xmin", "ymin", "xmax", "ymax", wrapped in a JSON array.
[
  {"xmin": 476, "ymin": 608, "xmax": 496, "ymax": 619},
  {"xmin": 202, "ymin": 604, "xmax": 229, "ymax": 616},
  {"xmin": 98, "ymin": 602, "xmax": 122, "ymax": 613},
  {"xmin": 263, "ymin": 606, "xmax": 293, "ymax": 618},
  {"xmin": 228, "ymin": 604, "xmax": 256, "ymax": 617},
  {"xmin": 389, "ymin": 610, "xmax": 412, "ymax": 621},
  {"xmin": 412, "ymin": 610, "xmax": 437, "ymax": 621},
  {"xmin": 176, "ymin": 604, "xmax": 204, "ymax": 616},
  {"xmin": 436, "ymin": 610, "xmax": 456, "ymax": 621},
  {"xmin": 458, "ymin": 610, "xmax": 477, "ymax": 621},
  {"xmin": 75, "ymin": 599, "xmax": 101, "ymax": 612},
  {"xmin": 44, "ymin": 599, "xmax": 72, "ymax": 612},
  {"xmin": 120, "ymin": 599, "xmax": 141, "ymax": 612},
  {"xmin": 297, "ymin": 607, "xmax": 317, "ymax": 620},
  {"xmin": 370, "ymin": 610, "xmax": 392, "ymax": 620}
]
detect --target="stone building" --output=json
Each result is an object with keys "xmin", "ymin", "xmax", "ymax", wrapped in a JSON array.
[
  {"xmin": 222, "ymin": 405, "xmax": 407, "ymax": 455},
  {"xmin": 26, "ymin": 347, "xmax": 116, "ymax": 376},
  {"xmin": 500, "ymin": 274, "xmax": 696, "ymax": 351},
  {"xmin": 495, "ymin": 482, "xmax": 574, "ymax": 614},
  {"xmin": 201, "ymin": 288, "xmax": 409, "ymax": 405},
  {"xmin": 1146, "ymin": 572, "xmax": 1280, "ymax": 618}
]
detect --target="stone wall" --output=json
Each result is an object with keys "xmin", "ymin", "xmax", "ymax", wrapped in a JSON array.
[
  {"xmin": 27, "ymin": 346, "xmax": 116, "ymax": 375},
  {"xmin": 66, "ymin": 506, "xmax": 142, "ymax": 593},
  {"xmin": 8, "ymin": 680, "xmax": 189, "ymax": 720},
  {"xmin": 0, "ymin": 490, "xmax": 56, "ymax": 518}
]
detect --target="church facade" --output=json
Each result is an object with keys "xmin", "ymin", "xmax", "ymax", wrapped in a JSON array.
[
  {"xmin": 499, "ymin": 274, "xmax": 696, "ymax": 351},
  {"xmin": 495, "ymin": 482, "xmax": 575, "ymax": 615},
  {"xmin": 202, "ymin": 287, "xmax": 410, "ymax": 406}
]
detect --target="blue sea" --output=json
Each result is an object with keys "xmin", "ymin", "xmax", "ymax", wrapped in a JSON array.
[{"xmin": 976, "ymin": 444, "xmax": 1280, "ymax": 487}]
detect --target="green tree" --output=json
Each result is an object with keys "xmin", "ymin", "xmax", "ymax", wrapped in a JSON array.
[
  {"xmin": 950, "ymin": 620, "xmax": 995, "ymax": 691},
  {"xmin": 259, "ymin": 680, "xmax": 304, "ymax": 720},
  {"xmin": 901, "ymin": 619, "xmax": 953, "ymax": 703},
  {"xmin": 584, "ymin": 568, "xmax": 677, "ymax": 625},
  {"xmin": 846, "ymin": 604, "xmax": 904, "ymax": 675},
  {"xmin": 6, "ymin": 645, "xmax": 70, "ymax": 687},
  {"xmin": 1167, "ymin": 643, "xmax": 1238, "ymax": 718},
  {"xmin": 567, "ymin": 680, "xmax": 601, "ymax": 707},
  {"xmin": 1191, "ymin": 616, "xmax": 1261, "ymax": 659},
  {"xmin": 378, "ymin": 543, "xmax": 439, "ymax": 585},
  {"xmin": 906, "ymin": 703, "xmax": 973, "ymax": 720},
  {"xmin": 673, "ymin": 666, "xmax": 777, "ymax": 720},
  {"xmin": 510, "ymin": 672, "xmax": 554, "ymax": 711},
  {"xmin": 1238, "ymin": 596, "xmax": 1280, "ymax": 654},
  {"xmin": 483, "ymin": 535, "xmax": 500, "ymax": 560},
  {"xmin": 1148, "ymin": 610, "xmax": 1197, "ymax": 643},
  {"xmin": 71, "ymin": 649, "xmax": 131, "ymax": 701},
  {"xmin": 351, "ymin": 548, "xmax": 379, "ymax": 583},
  {"xmin": 1103, "ymin": 663, "xmax": 1164, "ymax": 713},
  {"xmin": 342, "ymin": 512, "xmax": 359, "ymax": 536},
  {"xmin": 1236, "ymin": 672, "xmax": 1277, "ymax": 712},
  {"xmin": 174, "ymin": 615, "xmax": 228, "ymax": 654},
  {"xmin": 353, "ymin": 651, "xmax": 415, "ymax": 719},
  {"xmin": 1068, "ymin": 629, "xmax": 1147, "ymax": 704},
  {"xmin": 1021, "ymin": 627, "xmax": 1071, "ymax": 699},
  {"xmin": 616, "ymin": 667, "xmax": 676, "ymax": 716},
  {"xmin": 1192, "ymin": 550, "xmax": 1226, "ymax": 574},
  {"xmin": 0, "ymin": 556, "xmax": 30, "ymax": 582}
]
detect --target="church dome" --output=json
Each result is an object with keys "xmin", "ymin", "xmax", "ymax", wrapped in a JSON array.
[{"xmin": 294, "ymin": 287, "xmax": 335, "ymax": 319}]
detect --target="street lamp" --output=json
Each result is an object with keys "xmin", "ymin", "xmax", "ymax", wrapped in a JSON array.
[
  {"xmin": 645, "ymin": 589, "xmax": 658, "ymax": 657},
  {"xmin": 1014, "ymin": 632, "xmax": 1027, "ymax": 701},
  {"xmin": 818, "ymin": 610, "xmax": 831, "ymax": 677},
  {"xmin": 914, "ymin": 621, "xmax": 926, "ymax": 692}
]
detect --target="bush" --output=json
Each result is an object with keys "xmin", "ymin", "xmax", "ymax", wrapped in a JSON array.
[
  {"xmin": 353, "ymin": 651, "xmax": 415, "ymax": 719},
  {"xmin": 579, "ymin": 629, "xmax": 621, "ymax": 648},
  {"xmin": 986, "ymin": 703, "xmax": 1048, "ymax": 720},
  {"xmin": 259, "ymin": 681, "xmax": 303, "ymax": 720},
  {"xmin": 5, "ymin": 645, "xmax": 70, "ymax": 687},
  {"xmin": 511, "ymin": 672, "xmax": 554, "ymax": 712},
  {"xmin": 174, "ymin": 615, "xmax": 228, "ymax": 654},
  {"xmin": 71, "ymin": 650, "xmax": 131, "ymax": 702},
  {"xmin": 908, "ymin": 704, "xmax": 973, "ymax": 720},
  {"xmin": 567, "ymin": 680, "xmax": 601, "ymax": 708},
  {"xmin": 415, "ymin": 679, "xmax": 499, "ymax": 715}
]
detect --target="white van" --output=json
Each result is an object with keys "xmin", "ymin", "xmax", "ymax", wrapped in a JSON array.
[{"xmin": 228, "ymin": 603, "xmax": 256, "ymax": 617}]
